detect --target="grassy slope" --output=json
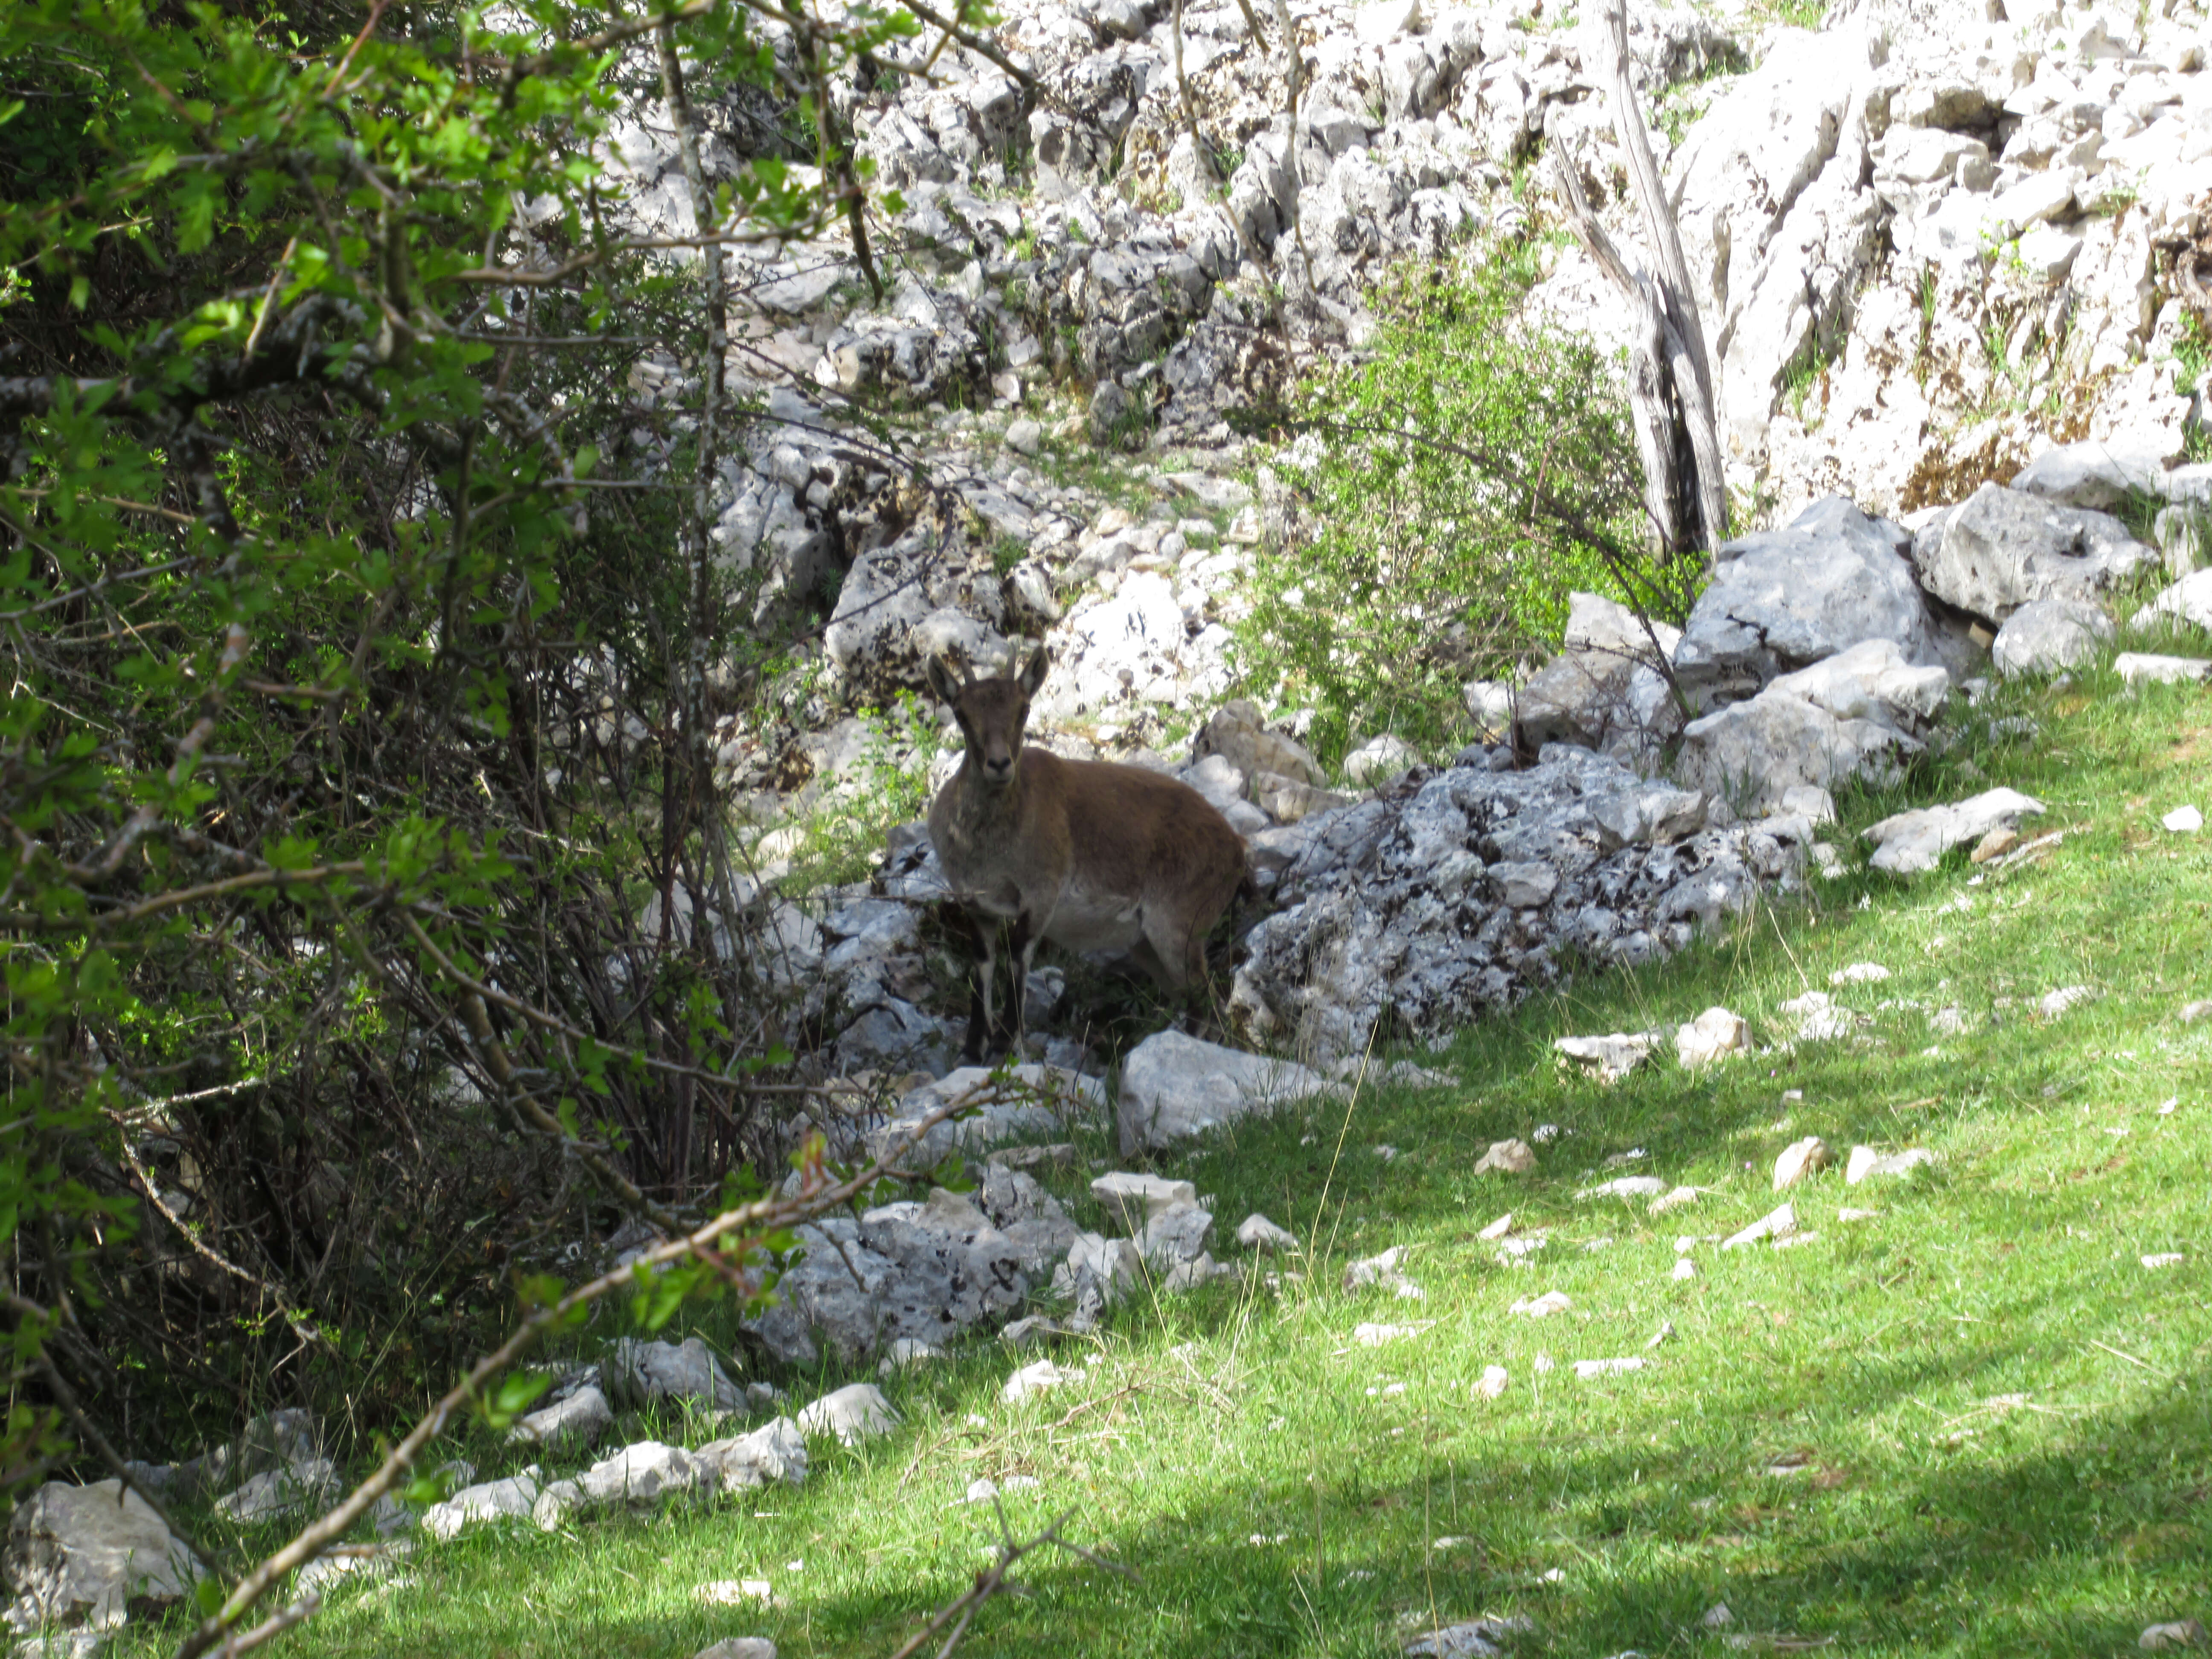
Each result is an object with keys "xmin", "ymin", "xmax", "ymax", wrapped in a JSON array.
[{"xmin": 124, "ymin": 654, "xmax": 2212, "ymax": 1659}]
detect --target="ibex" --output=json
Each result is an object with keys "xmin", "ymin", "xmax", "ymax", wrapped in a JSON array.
[{"xmin": 925, "ymin": 647, "xmax": 1249, "ymax": 1064}]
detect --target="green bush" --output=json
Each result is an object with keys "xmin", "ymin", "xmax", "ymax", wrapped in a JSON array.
[{"xmin": 1234, "ymin": 243, "xmax": 1702, "ymax": 764}]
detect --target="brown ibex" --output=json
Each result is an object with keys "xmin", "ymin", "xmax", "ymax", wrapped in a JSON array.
[{"xmin": 925, "ymin": 647, "xmax": 1249, "ymax": 1064}]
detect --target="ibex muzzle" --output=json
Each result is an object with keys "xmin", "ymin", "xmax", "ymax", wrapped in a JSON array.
[{"xmin": 925, "ymin": 647, "xmax": 1250, "ymax": 1064}]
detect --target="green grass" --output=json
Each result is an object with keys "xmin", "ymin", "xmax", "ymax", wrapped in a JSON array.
[{"xmin": 116, "ymin": 651, "xmax": 2212, "ymax": 1659}]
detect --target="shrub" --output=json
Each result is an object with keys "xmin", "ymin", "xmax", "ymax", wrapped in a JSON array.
[{"xmin": 1234, "ymin": 242, "xmax": 1702, "ymax": 764}]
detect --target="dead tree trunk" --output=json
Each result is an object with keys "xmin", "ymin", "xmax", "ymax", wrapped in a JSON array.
[{"xmin": 1549, "ymin": 0, "xmax": 1727, "ymax": 563}]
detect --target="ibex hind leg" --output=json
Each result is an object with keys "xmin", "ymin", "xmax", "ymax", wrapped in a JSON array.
[
  {"xmin": 989, "ymin": 911, "xmax": 1040, "ymax": 1063},
  {"xmin": 951, "ymin": 907, "xmax": 998, "ymax": 1067}
]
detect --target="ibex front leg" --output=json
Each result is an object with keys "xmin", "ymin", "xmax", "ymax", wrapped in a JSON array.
[{"xmin": 951, "ymin": 907, "xmax": 998, "ymax": 1067}]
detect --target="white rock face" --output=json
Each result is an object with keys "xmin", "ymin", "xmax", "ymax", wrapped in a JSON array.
[
  {"xmin": 796, "ymin": 1384, "xmax": 903, "ymax": 1448},
  {"xmin": 2, "ymin": 1481, "xmax": 201, "ymax": 1635},
  {"xmin": 866, "ymin": 1065, "xmax": 1104, "ymax": 1168},
  {"xmin": 1863, "ymin": 789, "xmax": 2047, "ymax": 874},
  {"xmin": 1911, "ymin": 484, "xmax": 2158, "ymax": 626},
  {"xmin": 1116, "ymin": 1029, "xmax": 1339, "ymax": 1152},
  {"xmin": 1767, "ymin": 638, "xmax": 1950, "ymax": 729}
]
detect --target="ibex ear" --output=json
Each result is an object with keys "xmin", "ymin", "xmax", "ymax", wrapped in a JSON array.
[
  {"xmin": 923, "ymin": 654, "xmax": 962, "ymax": 706},
  {"xmin": 1017, "ymin": 645, "xmax": 1051, "ymax": 698}
]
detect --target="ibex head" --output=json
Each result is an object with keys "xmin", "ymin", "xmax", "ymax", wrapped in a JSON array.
[{"xmin": 926, "ymin": 646, "xmax": 1051, "ymax": 791}]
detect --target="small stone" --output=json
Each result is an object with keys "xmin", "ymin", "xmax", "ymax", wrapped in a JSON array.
[
  {"xmin": 1830, "ymin": 963, "xmax": 1890, "ymax": 987},
  {"xmin": 1005, "ymin": 418, "xmax": 1043, "ymax": 456},
  {"xmin": 1676, "ymin": 1006, "xmax": 1750, "ymax": 1070},
  {"xmin": 696, "ymin": 1580, "xmax": 775, "ymax": 1607},
  {"xmin": 1702, "ymin": 1604, "xmax": 1735, "ymax": 1629},
  {"xmin": 2039, "ymin": 985, "xmax": 2093, "ymax": 1020},
  {"xmin": 2182, "ymin": 1000, "xmax": 2212, "ymax": 1023},
  {"xmin": 1578, "ymin": 1176, "xmax": 1667, "ymax": 1201},
  {"xmin": 1671, "ymin": 1257, "xmax": 1699, "ymax": 1281},
  {"xmin": 1781, "ymin": 991, "xmax": 1856, "ymax": 1042},
  {"xmin": 879, "ymin": 1339, "xmax": 942, "ymax": 1377},
  {"xmin": 1721, "ymin": 1204, "xmax": 1798, "ymax": 1250},
  {"xmin": 1492, "ymin": 860, "xmax": 1560, "ymax": 909},
  {"xmin": 507, "ymin": 1384, "xmax": 613, "ymax": 1451},
  {"xmin": 2143, "ymin": 1252, "xmax": 2186, "ymax": 1269},
  {"xmin": 2163, "ymin": 806, "xmax": 2203, "ymax": 834},
  {"xmin": 1845, "ymin": 1145, "xmax": 1936, "ymax": 1185},
  {"xmin": 1510, "ymin": 1291, "xmax": 1573, "ymax": 1318},
  {"xmin": 1344, "ymin": 1246, "xmax": 1421, "ymax": 1298},
  {"xmin": 1001, "ymin": 1361, "xmax": 1073, "ymax": 1403},
  {"xmin": 1773, "ymin": 1136, "xmax": 1831, "ymax": 1190},
  {"xmin": 1236, "ymin": 1213, "xmax": 1299, "ymax": 1253},
  {"xmin": 1474, "ymin": 1365, "xmax": 1510, "ymax": 1399},
  {"xmin": 695, "ymin": 1640, "xmax": 777, "ymax": 1659},
  {"xmin": 795, "ymin": 1384, "xmax": 902, "ymax": 1448},
  {"xmin": 1572, "ymin": 1356, "xmax": 1647, "ymax": 1379},
  {"xmin": 1090, "ymin": 1172, "xmax": 1197, "ymax": 1232},
  {"xmin": 2142, "ymin": 1620, "xmax": 2206, "ymax": 1650},
  {"xmin": 1836, "ymin": 1207, "xmax": 1879, "ymax": 1222},
  {"xmin": 1970, "ymin": 827, "xmax": 2018, "ymax": 863},
  {"xmin": 1353, "ymin": 1322, "xmax": 1418, "ymax": 1346},
  {"xmin": 2116, "ymin": 652, "xmax": 2212, "ymax": 686},
  {"xmin": 1477, "ymin": 1213, "xmax": 1515, "ymax": 1240},
  {"xmin": 1650, "ymin": 1186, "xmax": 1700, "ymax": 1215},
  {"xmin": 1554, "ymin": 1032, "xmax": 1660, "ymax": 1083},
  {"xmin": 1646, "ymin": 1321, "xmax": 1676, "ymax": 1348},
  {"xmin": 1472, "ymin": 1138, "xmax": 1535, "ymax": 1175}
]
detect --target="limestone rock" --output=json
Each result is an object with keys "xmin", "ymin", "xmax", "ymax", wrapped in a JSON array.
[
  {"xmin": 576, "ymin": 1441, "xmax": 712, "ymax": 1511},
  {"xmin": 795, "ymin": 1384, "xmax": 902, "ymax": 1448},
  {"xmin": 865, "ymin": 1065, "xmax": 1104, "ymax": 1168},
  {"xmin": 2012, "ymin": 441, "xmax": 2167, "ymax": 509},
  {"xmin": 1766, "ymin": 637, "xmax": 1950, "ymax": 729},
  {"xmin": 1911, "ymin": 483, "xmax": 2158, "ymax": 627},
  {"xmin": 1772, "ymin": 1136, "xmax": 1831, "ymax": 1190},
  {"xmin": 1236, "ymin": 1213, "xmax": 1299, "ymax": 1253},
  {"xmin": 1116, "ymin": 1029, "xmax": 1339, "ymax": 1153},
  {"xmin": 2, "ymin": 1481, "xmax": 201, "ymax": 1635},
  {"xmin": 508, "ymin": 1384, "xmax": 613, "ymax": 1451},
  {"xmin": 1344, "ymin": 733, "xmax": 1417, "ymax": 786},
  {"xmin": 1845, "ymin": 1145, "xmax": 1937, "ymax": 1184},
  {"xmin": 1720, "ymin": 1204, "xmax": 1798, "ymax": 1249},
  {"xmin": 1001, "ymin": 1360, "xmax": 1073, "ymax": 1403},
  {"xmin": 422, "ymin": 1468, "xmax": 543, "ymax": 1540},
  {"xmin": 1675, "ymin": 497, "xmax": 1937, "ymax": 704},
  {"xmin": 1554, "ymin": 1031, "xmax": 1660, "ymax": 1083},
  {"xmin": 1471, "ymin": 1138, "xmax": 1535, "ymax": 1175},
  {"xmin": 1138, "ymin": 1202, "xmax": 1214, "ymax": 1269},
  {"xmin": 696, "ymin": 1640, "xmax": 779, "ymax": 1659},
  {"xmin": 602, "ymin": 1337, "xmax": 741, "ymax": 1413},
  {"xmin": 697, "ymin": 1419, "xmax": 809, "ymax": 1492},
  {"xmin": 1863, "ymin": 788, "xmax": 2046, "ymax": 874},
  {"xmin": 2133, "ymin": 568, "xmax": 2212, "ymax": 633},
  {"xmin": 1992, "ymin": 596, "xmax": 2113, "ymax": 677},
  {"xmin": 212, "ymin": 1457, "xmax": 338, "ymax": 1523},
  {"xmin": 2116, "ymin": 652, "xmax": 2212, "ymax": 685},
  {"xmin": 1676, "ymin": 1007, "xmax": 1749, "ymax": 1069},
  {"xmin": 1089, "ymin": 1172, "xmax": 1196, "ymax": 1232},
  {"xmin": 1191, "ymin": 700, "xmax": 1324, "ymax": 788},
  {"xmin": 1677, "ymin": 686, "xmax": 1921, "ymax": 813}
]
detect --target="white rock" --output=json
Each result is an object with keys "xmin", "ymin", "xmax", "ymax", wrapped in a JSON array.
[
  {"xmin": 1767, "ymin": 637, "xmax": 1950, "ymax": 728},
  {"xmin": 1116, "ymin": 1030, "xmax": 1339, "ymax": 1153},
  {"xmin": 1471, "ymin": 1138, "xmax": 1535, "ymax": 1175},
  {"xmin": 695, "ymin": 1640, "xmax": 778, "ymax": 1659},
  {"xmin": 1404, "ymin": 1616, "xmax": 1531, "ymax": 1657},
  {"xmin": 2139, "ymin": 1621, "xmax": 2206, "ymax": 1652},
  {"xmin": 1236, "ymin": 1213, "xmax": 1299, "ymax": 1253},
  {"xmin": 576, "ymin": 1441, "xmax": 712, "ymax": 1510},
  {"xmin": 1781, "ymin": 990, "xmax": 1856, "ymax": 1042},
  {"xmin": 422, "ymin": 1468, "xmax": 543, "ymax": 1540},
  {"xmin": 2117, "ymin": 652, "xmax": 2212, "ymax": 685},
  {"xmin": 212, "ymin": 1457, "xmax": 339, "ymax": 1523},
  {"xmin": 697, "ymin": 1418, "xmax": 809, "ymax": 1492},
  {"xmin": 1572, "ymin": 1357, "xmax": 1647, "ymax": 1379},
  {"xmin": 1553, "ymin": 1031, "xmax": 1660, "ymax": 1083},
  {"xmin": 1344, "ymin": 1245, "xmax": 1420, "ymax": 1298},
  {"xmin": 1138, "ymin": 1202, "xmax": 1215, "ymax": 1269},
  {"xmin": 2040, "ymin": 985, "xmax": 2094, "ymax": 1019},
  {"xmin": 1089, "ymin": 1172, "xmax": 1196, "ymax": 1232},
  {"xmin": 1343, "ymin": 733, "xmax": 1417, "ymax": 786},
  {"xmin": 1001, "ymin": 1360, "xmax": 1074, "ymax": 1403},
  {"xmin": 603, "ymin": 1336, "xmax": 742, "ymax": 1412},
  {"xmin": 2163, "ymin": 806, "xmax": 2203, "ymax": 833},
  {"xmin": 1993, "ymin": 596, "xmax": 2114, "ymax": 678},
  {"xmin": 1829, "ymin": 962, "xmax": 1890, "ymax": 986},
  {"xmin": 1671, "ymin": 1257, "xmax": 1699, "ymax": 1281},
  {"xmin": 1053, "ymin": 1231, "xmax": 1141, "ymax": 1308},
  {"xmin": 1772, "ymin": 1136, "xmax": 1831, "ymax": 1190},
  {"xmin": 1578, "ymin": 1176, "xmax": 1667, "ymax": 1201},
  {"xmin": 1676, "ymin": 1006, "xmax": 1749, "ymax": 1069},
  {"xmin": 1863, "ymin": 789, "xmax": 2047, "ymax": 874},
  {"xmin": 1510, "ymin": 1291, "xmax": 1572, "ymax": 1318},
  {"xmin": 508, "ymin": 1384, "xmax": 613, "ymax": 1450},
  {"xmin": 2133, "ymin": 568, "xmax": 2212, "ymax": 632},
  {"xmin": 879, "ymin": 1339, "xmax": 941, "ymax": 1376},
  {"xmin": 1474, "ymin": 1365, "xmax": 1510, "ymax": 1399},
  {"xmin": 1721, "ymin": 1204, "xmax": 1798, "ymax": 1249},
  {"xmin": 2143, "ymin": 1252, "xmax": 2186, "ymax": 1269},
  {"xmin": 1005, "ymin": 418, "xmax": 1043, "ymax": 456},
  {"xmin": 1650, "ymin": 1186, "xmax": 1700, "ymax": 1215},
  {"xmin": 1845, "ymin": 1145, "xmax": 1937, "ymax": 1185},
  {"xmin": 1476, "ymin": 1213, "xmax": 1515, "ymax": 1240},
  {"xmin": 1353, "ymin": 1322, "xmax": 1418, "ymax": 1346},
  {"xmin": 796, "ymin": 1383, "xmax": 902, "ymax": 1448},
  {"xmin": 1, "ymin": 1481, "xmax": 201, "ymax": 1635},
  {"xmin": 1491, "ymin": 860, "xmax": 1559, "ymax": 909}
]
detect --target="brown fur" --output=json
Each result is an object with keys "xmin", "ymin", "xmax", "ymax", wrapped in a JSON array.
[{"xmin": 925, "ymin": 647, "xmax": 1249, "ymax": 1063}]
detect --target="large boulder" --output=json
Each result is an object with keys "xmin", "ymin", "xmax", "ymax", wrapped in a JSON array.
[
  {"xmin": 1674, "ymin": 497, "xmax": 1938, "ymax": 706},
  {"xmin": 1909, "ymin": 483, "xmax": 2158, "ymax": 627},
  {"xmin": 3, "ymin": 1481, "xmax": 201, "ymax": 1636},
  {"xmin": 1764, "ymin": 637, "xmax": 1950, "ymax": 730},
  {"xmin": 1992, "ymin": 597, "xmax": 2113, "ymax": 677},
  {"xmin": 1514, "ymin": 595, "xmax": 1685, "ymax": 760}
]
